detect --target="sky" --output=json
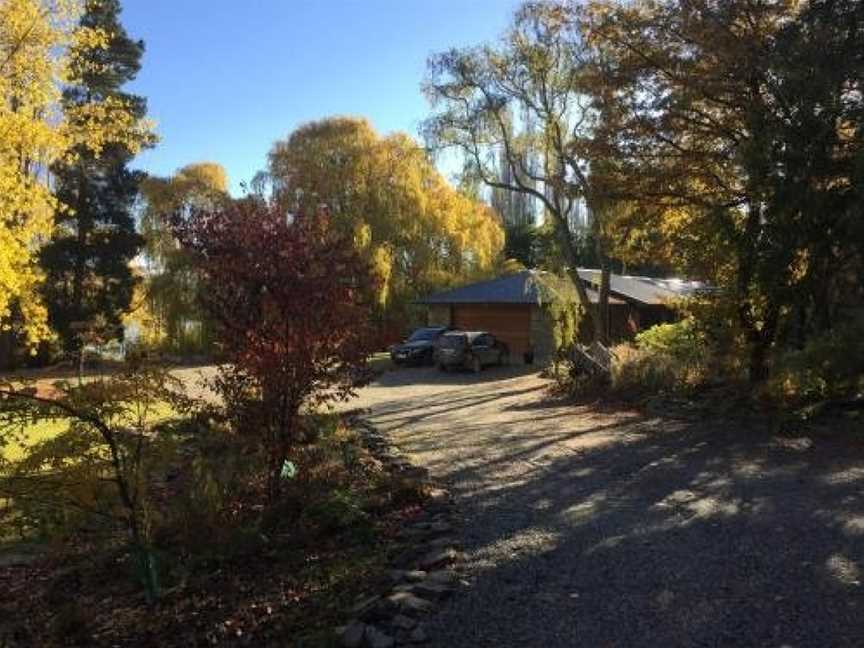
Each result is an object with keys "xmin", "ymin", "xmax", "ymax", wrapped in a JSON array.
[{"xmin": 122, "ymin": 0, "xmax": 521, "ymax": 195}]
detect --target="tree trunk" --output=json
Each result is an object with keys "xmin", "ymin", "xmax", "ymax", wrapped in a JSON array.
[{"xmin": 597, "ymin": 257, "xmax": 612, "ymax": 346}]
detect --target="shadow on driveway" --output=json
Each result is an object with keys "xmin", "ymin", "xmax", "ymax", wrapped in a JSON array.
[{"xmin": 351, "ymin": 371, "xmax": 864, "ymax": 647}]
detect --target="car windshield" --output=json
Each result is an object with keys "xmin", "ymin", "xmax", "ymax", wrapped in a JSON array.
[
  {"xmin": 407, "ymin": 328, "xmax": 440, "ymax": 342},
  {"xmin": 438, "ymin": 335, "xmax": 466, "ymax": 349}
]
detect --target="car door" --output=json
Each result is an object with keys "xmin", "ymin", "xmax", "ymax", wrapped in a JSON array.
[{"xmin": 472, "ymin": 334, "xmax": 494, "ymax": 366}]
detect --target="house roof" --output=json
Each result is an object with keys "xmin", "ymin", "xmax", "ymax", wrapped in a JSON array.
[
  {"xmin": 417, "ymin": 270, "xmax": 619, "ymax": 306},
  {"xmin": 418, "ymin": 269, "xmax": 710, "ymax": 307},
  {"xmin": 576, "ymin": 269, "xmax": 712, "ymax": 306}
]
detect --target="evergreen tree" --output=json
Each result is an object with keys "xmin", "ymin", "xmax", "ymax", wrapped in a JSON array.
[{"xmin": 40, "ymin": 0, "xmax": 152, "ymax": 356}]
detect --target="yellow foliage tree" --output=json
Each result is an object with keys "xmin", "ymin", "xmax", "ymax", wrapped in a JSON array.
[
  {"xmin": 0, "ymin": 0, "xmax": 152, "ymax": 349},
  {"xmin": 264, "ymin": 117, "xmax": 504, "ymax": 316}
]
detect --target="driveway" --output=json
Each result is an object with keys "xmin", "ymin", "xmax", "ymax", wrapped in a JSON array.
[{"xmin": 350, "ymin": 366, "xmax": 864, "ymax": 647}]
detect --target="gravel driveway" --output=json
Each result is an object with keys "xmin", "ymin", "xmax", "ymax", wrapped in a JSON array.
[{"xmin": 349, "ymin": 366, "xmax": 864, "ymax": 647}]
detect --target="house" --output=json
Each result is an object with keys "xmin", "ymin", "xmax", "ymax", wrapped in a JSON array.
[{"xmin": 417, "ymin": 270, "xmax": 709, "ymax": 362}]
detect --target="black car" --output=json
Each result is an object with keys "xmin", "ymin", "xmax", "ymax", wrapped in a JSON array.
[
  {"xmin": 390, "ymin": 326, "xmax": 449, "ymax": 365},
  {"xmin": 434, "ymin": 330, "xmax": 510, "ymax": 373}
]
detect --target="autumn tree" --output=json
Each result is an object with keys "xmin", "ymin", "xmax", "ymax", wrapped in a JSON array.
[
  {"xmin": 133, "ymin": 162, "xmax": 230, "ymax": 353},
  {"xmin": 0, "ymin": 0, "xmax": 152, "ymax": 354},
  {"xmin": 174, "ymin": 200, "xmax": 375, "ymax": 499},
  {"xmin": 423, "ymin": 2, "xmax": 617, "ymax": 343},
  {"xmin": 40, "ymin": 0, "xmax": 155, "ymax": 359},
  {"xmin": 260, "ymin": 117, "xmax": 504, "ymax": 320},
  {"xmin": 588, "ymin": 0, "xmax": 864, "ymax": 381}
]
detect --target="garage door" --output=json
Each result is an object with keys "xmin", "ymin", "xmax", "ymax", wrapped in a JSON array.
[{"xmin": 452, "ymin": 304, "xmax": 531, "ymax": 358}]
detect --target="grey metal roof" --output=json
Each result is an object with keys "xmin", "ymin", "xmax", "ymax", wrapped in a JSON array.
[
  {"xmin": 576, "ymin": 269, "xmax": 711, "ymax": 306},
  {"xmin": 418, "ymin": 269, "xmax": 709, "ymax": 307},
  {"xmin": 417, "ymin": 270, "xmax": 614, "ymax": 305}
]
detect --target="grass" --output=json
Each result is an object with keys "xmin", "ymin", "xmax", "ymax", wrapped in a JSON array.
[{"xmin": 0, "ymin": 401, "xmax": 178, "ymax": 463}]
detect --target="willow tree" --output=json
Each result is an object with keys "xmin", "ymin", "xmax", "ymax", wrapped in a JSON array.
[
  {"xmin": 0, "ymin": 0, "xmax": 152, "ymax": 354},
  {"xmin": 422, "ymin": 1, "xmax": 616, "ymax": 344},
  {"xmin": 133, "ymin": 162, "xmax": 230, "ymax": 353},
  {"xmin": 262, "ymin": 117, "xmax": 503, "ymax": 317}
]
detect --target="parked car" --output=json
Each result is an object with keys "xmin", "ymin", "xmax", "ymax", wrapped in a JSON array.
[
  {"xmin": 390, "ymin": 326, "xmax": 450, "ymax": 365},
  {"xmin": 434, "ymin": 330, "xmax": 510, "ymax": 373}
]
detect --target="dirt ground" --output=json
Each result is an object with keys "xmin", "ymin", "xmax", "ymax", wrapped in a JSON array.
[{"xmin": 347, "ymin": 365, "xmax": 864, "ymax": 647}]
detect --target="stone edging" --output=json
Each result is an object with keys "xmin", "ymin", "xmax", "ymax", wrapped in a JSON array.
[{"xmin": 339, "ymin": 412, "xmax": 466, "ymax": 648}]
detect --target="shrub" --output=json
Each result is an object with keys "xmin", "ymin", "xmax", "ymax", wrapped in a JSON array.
[
  {"xmin": 0, "ymin": 361, "xmax": 190, "ymax": 599},
  {"xmin": 608, "ymin": 319, "xmax": 711, "ymax": 399},
  {"xmin": 768, "ymin": 323, "xmax": 864, "ymax": 406},
  {"xmin": 610, "ymin": 343, "xmax": 679, "ymax": 398},
  {"xmin": 174, "ymin": 200, "xmax": 377, "ymax": 501}
]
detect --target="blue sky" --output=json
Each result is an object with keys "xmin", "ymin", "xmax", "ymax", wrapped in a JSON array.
[{"xmin": 123, "ymin": 0, "xmax": 520, "ymax": 194}]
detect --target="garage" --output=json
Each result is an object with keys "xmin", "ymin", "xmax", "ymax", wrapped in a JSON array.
[{"xmin": 452, "ymin": 304, "xmax": 531, "ymax": 359}]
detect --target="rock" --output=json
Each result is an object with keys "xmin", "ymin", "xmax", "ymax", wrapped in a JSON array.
[
  {"xmin": 425, "ymin": 569, "xmax": 457, "ymax": 585},
  {"xmin": 427, "ymin": 488, "xmax": 450, "ymax": 504},
  {"xmin": 386, "ymin": 591, "xmax": 436, "ymax": 615},
  {"xmin": 390, "ymin": 614, "xmax": 417, "ymax": 630},
  {"xmin": 351, "ymin": 595, "xmax": 382, "ymax": 618},
  {"xmin": 417, "ymin": 548, "xmax": 458, "ymax": 570},
  {"xmin": 404, "ymin": 570, "xmax": 427, "ymax": 582},
  {"xmin": 340, "ymin": 621, "xmax": 366, "ymax": 648},
  {"xmin": 364, "ymin": 625, "xmax": 395, "ymax": 648},
  {"xmin": 409, "ymin": 625, "xmax": 429, "ymax": 644},
  {"xmin": 427, "ymin": 536, "xmax": 460, "ymax": 549},
  {"xmin": 412, "ymin": 581, "xmax": 451, "ymax": 601},
  {"xmin": 428, "ymin": 521, "xmax": 452, "ymax": 534}
]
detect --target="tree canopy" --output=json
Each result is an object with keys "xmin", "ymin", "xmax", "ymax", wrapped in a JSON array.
[{"xmin": 262, "ymin": 117, "xmax": 504, "ymax": 313}]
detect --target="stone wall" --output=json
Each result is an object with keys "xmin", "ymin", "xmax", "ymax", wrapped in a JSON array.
[{"xmin": 530, "ymin": 305, "xmax": 556, "ymax": 364}]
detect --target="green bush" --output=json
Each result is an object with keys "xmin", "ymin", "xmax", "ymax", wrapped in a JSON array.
[
  {"xmin": 768, "ymin": 324, "xmax": 864, "ymax": 406},
  {"xmin": 610, "ymin": 344, "xmax": 679, "ymax": 398},
  {"xmin": 606, "ymin": 319, "xmax": 711, "ymax": 399}
]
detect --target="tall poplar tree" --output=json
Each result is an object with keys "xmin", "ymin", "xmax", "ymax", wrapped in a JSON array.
[{"xmin": 40, "ymin": 0, "xmax": 153, "ymax": 356}]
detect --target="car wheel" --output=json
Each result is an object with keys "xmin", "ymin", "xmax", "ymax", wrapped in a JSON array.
[{"xmin": 471, "ymin": 356, "xmax": 482, "ymax": 373}]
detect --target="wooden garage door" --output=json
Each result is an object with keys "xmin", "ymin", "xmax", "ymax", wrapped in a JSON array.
[{"xmin": 452, "ymin": 304, "xmax": 531, "ymax": 358}]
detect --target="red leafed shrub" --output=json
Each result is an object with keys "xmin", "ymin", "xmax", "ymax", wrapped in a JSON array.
[{"xmin": 175, "ymin": 199, "xmax": 375, "ymax": 498}]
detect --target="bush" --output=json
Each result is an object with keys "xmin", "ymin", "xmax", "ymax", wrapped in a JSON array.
[
  {"xmin": 768, "ymin": 323, "xmax": 864, "ymax": 406},
  {"xmin": 610, "ymin": 344, "xmax": 679, "ymax": 398},
  {"xmin": 608, "ymin": 319, "xmax": 711, "ymax": 399}
]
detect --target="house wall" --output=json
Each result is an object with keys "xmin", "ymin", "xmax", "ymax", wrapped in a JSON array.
[
  {"xmin": 427, "ymin": 304, "xmax": 452, "ymax": 327},
  {"xmin": 451, "ymin": 304, "xmax": 532, "ymax": 360}
]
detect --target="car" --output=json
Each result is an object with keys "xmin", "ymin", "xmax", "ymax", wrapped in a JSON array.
[
  {"xmin": 390, "ymin": 326, "xmax": 450, "ymax": 365},
  {"xmin": 434, "ymin": 330, "xmax": 510, "ymax": 373}
]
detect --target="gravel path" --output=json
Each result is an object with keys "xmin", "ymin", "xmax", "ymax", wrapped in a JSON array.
[{"xmin": 348, "ymin": 366, "xmax": 864, "ymax": 647}]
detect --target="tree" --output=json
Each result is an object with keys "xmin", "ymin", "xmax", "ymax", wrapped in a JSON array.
[
  {"xmin": 174, "ymin": 200, "xmax": 375, "ymax": 500},
  {"xmin": 39, "ymin": 0, "xmax": 155, "ymax": 360},
  {"xmin": 261, "ymin": 117, "xmax": 504, "ymax": 317},
  {"xmin": 423, "ymin": 2, "xmax": 617, "ymax": 344},
  {"xmin": 133, "ymin": 162, "xmax": 230, "ymax": 353},
  {"xmin": 588, "ymin": 0, "xmax": 864, "ymax": 381},
  {"xmin": 0, "ymin": 0, "xmax": 152, "ymax": 352}
]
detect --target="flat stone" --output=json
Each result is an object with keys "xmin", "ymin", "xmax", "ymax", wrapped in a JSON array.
[
  {"xmin": 409, "ymin": 625, "xmax": 429, "ymax": 644},
  {"xmin": 386, "ymin": 592, "xmax": 435, "ymax": 615},
  {"xmin": 417, "ymin": 548, "xmax": 457, "ymax": 570},
  {"xmin": 390, "ymin": 614, "xmax": 417, "ymax": 631},
  {"xmin": 351, "ymin": 595, "xmax": 381, "ymax": 617},
  {"xmin": 341, "ymin": 621, "xmax": 366, "ymax": 648},
  {"xmin": 412, "ymin": 581, "xmax": 452, "ymax": 600},
  {"xmin": 404, "ymin": 570, "xmax": 427, "ymax": 582},
  {"xmin": 364, "ymin": 625, "xmax": 395, "ymax": 648},
  {"xmin": 425, "ymin": 569, "xmax": 457, "ymax": 585},
  {"xmin": 426, "ymin": 536, "xmax": 460, "ymax": 549},
  {"xmin": 427, "ymin": 488, "xmax": 450, "ymax": 504}
]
